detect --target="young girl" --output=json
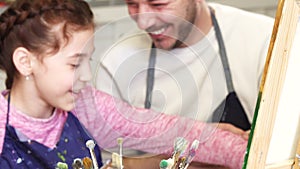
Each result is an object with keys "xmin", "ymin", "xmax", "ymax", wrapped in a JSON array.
[{"xmin": 0, "ymin": 0, "xmax": 247, "ymax": 168}]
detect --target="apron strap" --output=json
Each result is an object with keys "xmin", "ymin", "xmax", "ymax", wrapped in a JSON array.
[
  {"xmin": 210, "ymin": 7, "xmax": 234, "ymax": 93},
  {"xmin": 6, "ymin": 92, "xmax": 10, "ymax": 127},
  {"xmin": 144, "ymin": 43, "xmax": 156, "ymax": 109}
]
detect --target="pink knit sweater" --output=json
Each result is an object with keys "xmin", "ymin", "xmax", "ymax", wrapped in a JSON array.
[{"xmin": 0, "ymin": 86, "xmax": 246, "ymax": 168}]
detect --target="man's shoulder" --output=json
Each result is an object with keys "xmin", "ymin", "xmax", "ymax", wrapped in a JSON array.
[
  {"xmin": 209, "ymin": 2, "xmax": 274, "ymax": 23},
  {"xmin": 209, "ymin": 2, "xmax": 274, "ymax": 37}
]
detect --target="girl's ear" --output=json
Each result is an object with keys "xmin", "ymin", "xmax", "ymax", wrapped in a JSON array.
[{"xmin": 12, "ymin": 47, "xmax": 33, "ymax": 76}]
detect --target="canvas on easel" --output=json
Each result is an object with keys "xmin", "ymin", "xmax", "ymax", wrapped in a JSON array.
[{"xmin": 243, "ymin": 0, "xmax": 300, "ymax": 168}]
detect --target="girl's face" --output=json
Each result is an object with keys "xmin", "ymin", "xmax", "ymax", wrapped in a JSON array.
[{"xmin": 31, "ymin": 29, "xmax": 95, "ymax": 111}]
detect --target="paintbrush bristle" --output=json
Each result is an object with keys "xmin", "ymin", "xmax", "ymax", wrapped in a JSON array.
[
  {"xmin": 117, "ymin": 138, "xmax": 123, "ymax": 145},
  {"xmin": 191, "ymin": 140, "xmax": 200, "ymax": 150},
  {"xmin": 86, "ymin": 140, "xmax": 95, "ymax": 149},
  {"xmin": 82, "ymin": 157, "xmax": 93, "ymax": 169}
]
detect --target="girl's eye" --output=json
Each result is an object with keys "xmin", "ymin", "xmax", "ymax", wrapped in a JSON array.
[{"xmin": 71, "ymin": 64, "xmax": 80, "ymax": 68}]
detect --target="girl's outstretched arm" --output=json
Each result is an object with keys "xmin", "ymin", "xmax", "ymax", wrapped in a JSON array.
[{"xmin": 74, "ymin": 86, "xmax": 246, "ymax": 169}]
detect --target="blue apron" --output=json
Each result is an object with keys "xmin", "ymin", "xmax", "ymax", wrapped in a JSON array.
[{"xmin": 0, "ymin": 99, "xmax": 103, "ymax": 169}]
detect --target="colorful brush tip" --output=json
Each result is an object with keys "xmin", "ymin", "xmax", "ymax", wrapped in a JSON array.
[
  {"xmin": 174, "ymin": 137, "xmax": 189, "ymax": 154},
  {"xmin": 178, "ymin": 157, "xmax": 187, "ymax": 169},
  {"xmin": 72, "ymin": 158, "xmax": 83, "ymax": 169},
  {"xmin": 117, "ymin": 138, "xmax": 123, "ymax": 145},
  {"xmin": 56, "ymin": 162, "xmax": 68, "ymax": 169},
  {"xmin": 159, "ymin": 158, "xmax": 174, "ymax": 169},
  {"xmin": 180, "ymin": 139, "xmax": 200, "ymax": 169},
  {"xmin": 191, "ymin": 140, "xmax": 200, "ymax": 150},
  {"xmin": 82, "ymin": 157, "xmax": 93, "ymax": 169},
  {"xmin": 160, "ymin": 160, "xmax": 168, "ymax": 168},
  {"xmin": 186, "ymin": 139, "xmax": 200, "ymax": 162},
  {"xmin": 86, "ymin": 140, "xmax": 96, "ymax": 149}
]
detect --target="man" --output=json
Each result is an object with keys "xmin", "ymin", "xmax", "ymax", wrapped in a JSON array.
[{"xmin": 95, "ymin": 0, "xmax": 274, "ymax": 138}]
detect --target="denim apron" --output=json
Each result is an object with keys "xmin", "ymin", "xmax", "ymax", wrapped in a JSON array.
[
  {"xmin": 0, "ymin": 94, "xmax": 103, "ymax": 168},
  {"xmin": 145, "ymin": 8, "xmax": 251, "ymax": 131}
]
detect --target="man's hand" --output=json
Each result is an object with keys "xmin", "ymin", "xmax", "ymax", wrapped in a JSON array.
[{"xmin": 214, "ymin": 123, "xmax": 250, "ymax": 140}]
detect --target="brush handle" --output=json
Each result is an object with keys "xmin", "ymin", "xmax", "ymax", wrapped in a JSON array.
[
  {"xmin": 89, "ymin": 149, "xmax": 99, "ymax": 169},
  {"xmin": 117, "ymin": 138, "xmax": 124, "ymax": 169},
  {"xmin": 86, "ymin": 140, "xmax": 99, "ymax": 169}
]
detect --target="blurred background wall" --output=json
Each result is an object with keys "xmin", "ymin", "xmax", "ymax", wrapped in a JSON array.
[
  {"xmin": 88, "ymin": 0, "xmax": 278, "ymax": 25},
  {"xmin": 0, "ymin": 0, "xmax": 279, "ymax": 90}
]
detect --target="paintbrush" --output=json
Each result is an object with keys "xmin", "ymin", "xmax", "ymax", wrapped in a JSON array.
[{"xmin": 86, "ymin": 140, "xmax": 99, "ymax": 169}]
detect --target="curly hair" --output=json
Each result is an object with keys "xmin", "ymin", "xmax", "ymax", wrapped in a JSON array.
[{"xmin": 0, "ymin": 0, "xmax": 94, "ymax": 89}]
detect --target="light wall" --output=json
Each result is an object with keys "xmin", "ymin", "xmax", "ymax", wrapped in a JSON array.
[
  {"xmin": 208, "ymin": 0, "xmax": 278, "ymax": 17},
  {"xmin": 92, "ymin": 0, "xmax": 278, "ymax": 24},
  {"xmin": 0, "ymin": 1, "xmax": 279, "ymax": 91}
]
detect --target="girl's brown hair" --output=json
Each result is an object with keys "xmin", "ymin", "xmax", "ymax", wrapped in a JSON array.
[{"xmin": 0, "ymin": 0, "xmax": 94, "ymax": 89}]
